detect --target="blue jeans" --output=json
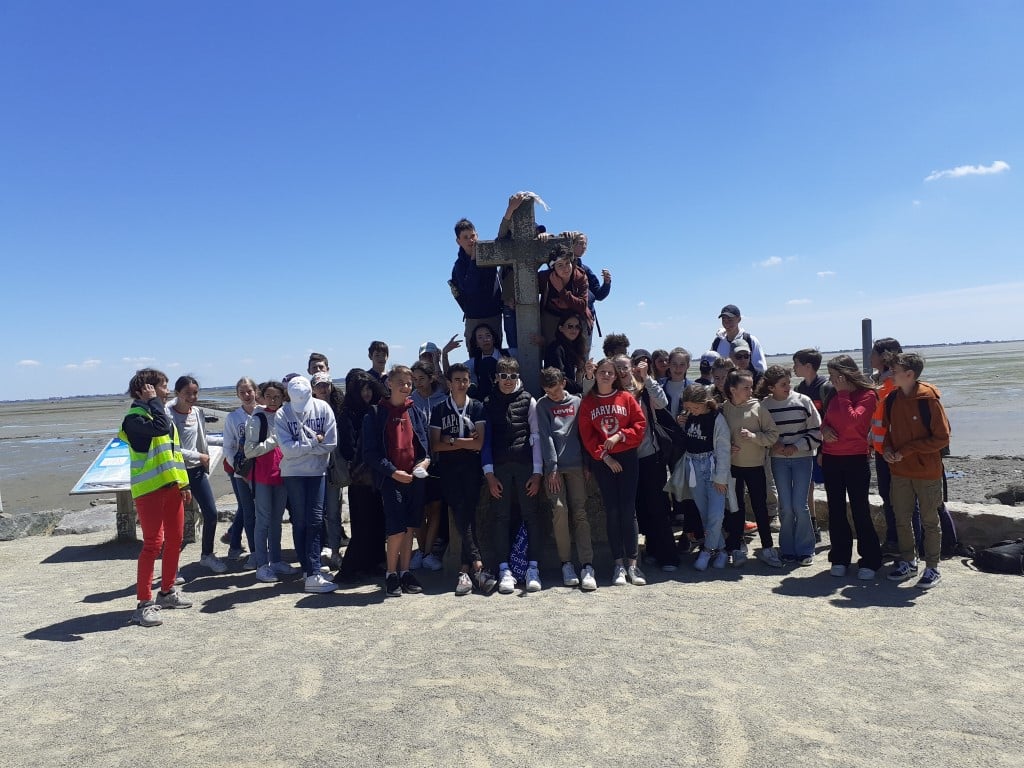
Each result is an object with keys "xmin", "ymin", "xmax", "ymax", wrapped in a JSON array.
[
  {"xmin": 187, "ymin": 466, "xmax": 219, "ymax": 556},
  {"xmin": 283, "ymin": 475, "xmax": 325, "ymax": 577},
  {"xmin": 771, "ymin": 456, "xmax": 815, "ymax": 558},
  {"xmin": 254, "ymin": 482, "xmax": 287, "ymax": 568},
  {"xmin": 687, "ymin": 452, "xmax": 726, "ymax": 552},
  {"xmin": 227, "ymin": 475, "xmax": 256, "ymax": 552}
]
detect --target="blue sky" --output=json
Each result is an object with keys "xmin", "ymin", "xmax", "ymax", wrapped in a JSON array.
[{"xmin": 2, "ymin": 1, "xmax": 1022, "ymax": 401}]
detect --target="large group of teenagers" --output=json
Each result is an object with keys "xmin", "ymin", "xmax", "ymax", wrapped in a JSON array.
[{"xmin": 121, "ymin": 193, "xmax": 953, "ymax": 627}]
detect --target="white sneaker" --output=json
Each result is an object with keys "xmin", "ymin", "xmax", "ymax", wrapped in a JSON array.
[
  {"xmin": 731, "ymin": 548, "xmax": 748, "ymax": 568},
  {"xmin": 422, "ymin": 553, "xmax": 443, "ymax": 571},
  {"xmin": 455, "ymin": 572, "xmax": 472, "ymax": 596},
  {"xmin": 200, "ymin": 554, "xmax": 227, "ymax": 574},
  {"xmin": 712, "ymin": 551, "xmax": 728, "ymax": 569},
  {"xmin": 410, "ymin": 550, "xmax": 424, "ymax": 570},
  {"xmin": 304, "ymin": 574, "xmax": 337, "ymax": 594},
  {"xmin": 627, "ymin": 564, "xmax": 647, "ymax": 586},
  {"xmin": 580, "ymin": 565, "xmax": 598, "ymax": 591},
  {"xmin": 525, "ymin": 563, "xmax": 542, "ymax": 593},
  {"xmin": 271, "ymin": 561, "xmax": 301, "ymax": 576},
  {"xmin": 694, "ymin": 550, "xmax": 712, "ymax": 571},
  {"xmin": 857, "ymin": 567, "xmax": 876, "ymax": 580},
  {"xmin": 830, "ymin": 564, "xmax": 848, "ymax": 577},
  {"xmin": 498, "ymin": 567, "xmax": 516, "ymax": 594},
  {"xmin": 562, "ymin": 562, "xmax": 580, "ymax": 587},
  {"xmin": 256, "ymin": 564, "xmax": 277, "ymax": 583},
  {"xmin": 758, "ymin": 547, "xmax": 783, "ymax": 568},
  {"xmin": 612, "ymin": 564, "xmax": 627, "ymax": 586}
]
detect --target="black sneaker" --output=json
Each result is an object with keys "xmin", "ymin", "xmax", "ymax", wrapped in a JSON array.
[
  {"xmin": 887, "ymin": 560, "xmax": 919, "ymax": 582},
  {"xmin": 915, "ymin": 567, "xmax": 941, "ymax": 590},
  {"xmin": 400, "ymin": 571, "xmax": 423, "ymax": 594},
  {"xmin": 473, "ymin": 568, "xmax": 497, "ymax": 595},
  {"xmin": 384, "ymin": 572, "xmax": 402, "ymax": 597}
]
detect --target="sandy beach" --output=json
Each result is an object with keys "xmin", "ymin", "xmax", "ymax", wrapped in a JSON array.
[{"xmin": 1, "ymin": 527, "xmax": 1022, "ymax": 767}]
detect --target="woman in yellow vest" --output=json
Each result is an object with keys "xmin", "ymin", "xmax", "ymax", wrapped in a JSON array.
[{"xmin": 120, "ymin": 369, "xmax": 193, "ymax": 627}]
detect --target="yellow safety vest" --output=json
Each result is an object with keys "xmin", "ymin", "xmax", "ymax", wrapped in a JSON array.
[{"xmin": 118, "ymin": 406, "xmax": 190, "ymax": 500}]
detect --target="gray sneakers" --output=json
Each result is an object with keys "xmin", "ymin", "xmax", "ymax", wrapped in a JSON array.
[
  {"xmin": 131, "ymin": 601, "xmax": 162, "ymax": 628},
  {"xmin": 155, "ymin": 588, "xmax": 192, "ymax": 609}
]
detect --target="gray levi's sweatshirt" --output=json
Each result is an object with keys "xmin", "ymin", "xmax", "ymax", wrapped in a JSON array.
[{"xmin": 536, "ymin": 393, "xmax": 584, "ymax": 474}]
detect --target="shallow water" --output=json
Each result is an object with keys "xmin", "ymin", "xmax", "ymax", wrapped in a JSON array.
[{"xmin": 766, "ymin": 340, "xmax": 1024, "ymax": 457}]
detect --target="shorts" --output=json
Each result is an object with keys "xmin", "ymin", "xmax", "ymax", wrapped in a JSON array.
[
  {"xmin": 381, "ymin": 476, "xmax": 425, "ymax": 537},
  {"xmin": 424, "ymin": 475, "xmax": 442, "ymax": 505}
]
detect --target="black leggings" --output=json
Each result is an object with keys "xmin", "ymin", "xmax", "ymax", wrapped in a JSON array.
[
  {"xmin": 636, "ymin": 454, "xmax": 679, "ymax": 566},
  {"xmin": 593, "ymin": 449, "xmax": 640, "ymax": 562},
  {"xmin": 731, "ymin": 464, "xmax": 773, "ymax": 550}
]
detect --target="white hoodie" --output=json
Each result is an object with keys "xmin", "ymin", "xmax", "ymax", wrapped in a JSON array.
[{"xmin": 274, "ymin": 377, "xmax": 338, "ymax": 477}]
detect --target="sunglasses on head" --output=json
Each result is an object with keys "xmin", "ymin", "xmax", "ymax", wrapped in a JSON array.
[{"xmin": 496, "ymin": 373, "xmax": 520, "ymax": 381}]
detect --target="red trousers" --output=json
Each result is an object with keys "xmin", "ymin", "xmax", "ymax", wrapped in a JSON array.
[{"xmin": 135, "ymin": 484, "xmax": 185, "ymax": 601}]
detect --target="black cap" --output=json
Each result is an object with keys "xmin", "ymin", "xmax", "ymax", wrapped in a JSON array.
[
  {"xmin": 719, "ymin": 304, "xmax": 741, "ymax": 318},
  {"xmin": 630, "ymin": 349, "xmax": 652, "ymax": 364}
]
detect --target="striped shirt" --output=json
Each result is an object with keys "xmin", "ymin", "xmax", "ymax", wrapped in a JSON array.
[{"xmin": 762, "ymin": 392, "xmax": 822, "ymax": 457}]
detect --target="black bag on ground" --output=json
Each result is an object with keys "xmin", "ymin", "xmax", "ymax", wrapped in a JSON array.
[{"xmin": 971, "ymin": 539, "xmax": 1024, "ymax": 575}]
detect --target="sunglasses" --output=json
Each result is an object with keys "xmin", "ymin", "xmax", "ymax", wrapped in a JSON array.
[
  {"xmin": 496, "ymin": 373, "xmax": 520, "ymax": 381},
  {"xmin": 734, "ymin": 353, "xmax": 750, "ymax": 359}
]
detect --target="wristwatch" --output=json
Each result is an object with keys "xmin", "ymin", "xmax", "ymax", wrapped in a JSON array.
[{"xmin": 448, "ymin": 436, "xmax": 456, "ymax": 446}]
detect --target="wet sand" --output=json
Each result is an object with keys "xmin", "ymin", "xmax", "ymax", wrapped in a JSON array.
[{"xmin": 0, "ymin": 397, "xmax": 234, "ymax": 515}]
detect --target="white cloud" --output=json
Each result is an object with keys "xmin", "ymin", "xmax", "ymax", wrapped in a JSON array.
[
  {"xmin": 787, "ymin": 299, "xmax": 812, "ymax": 305},
  {"xmin": 122, "ymin": 356, "xmax": 155, "ymax": 365},
  {"xmin": 17, "ymin": 359, "xmax": 41, "ymax": 367},
  {"xmin": 64, "ymin": 359, "xmax": 101, "ymax": 370},
  {"xmin": 924, "ymin": 160, "xmax": 1010, "ymax": 182},
  {"xmin": 638, "ymin": 321, "xmax": 664, "ymax": 329},
  {"xmin": 912, "ymin": 200, "xmax": 921, "ymax": 207},
  {"xmin": 758, "ymin": 256, "xmax": 783, "ymax": 268},
  {"xmin": 816, "ymin": 270, "xmax": 836, "ymax": 278},
  {"xmin": 637, "ymin": 301, "xmax": 646, "ymax": 309}
]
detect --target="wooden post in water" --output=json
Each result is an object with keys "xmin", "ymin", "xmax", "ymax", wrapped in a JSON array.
[{"xmin": 862, "ymin": 318, "xmax": 872, "ymax": 374}]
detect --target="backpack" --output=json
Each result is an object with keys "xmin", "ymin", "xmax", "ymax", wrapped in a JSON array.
[
  {"xmin": 234, "ymin": 411, "xmax": 268, "ymax": 478},
  {"xmin": 971, "ymin": 539, "xmax": 1024, "ymax": 575},
  {"xmin": 711, "ymin": 332, "xmax": 752, "ymax": 358},
  {"xmin": 884, "ymin": 390, "xmax": 951, "ymax": 457}
]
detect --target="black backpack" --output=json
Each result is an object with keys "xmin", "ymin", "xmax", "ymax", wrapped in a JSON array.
[
  {"xmin": 884, "ymin": 390, "xmax": 950, "ymax": 457},
  {"xmin": 971, "ymin": 539, "xmax": 1024, "ymax": 575},
  {"xmin": 711, "ymin": 332, "xmax": 752, "ymax": 357}
]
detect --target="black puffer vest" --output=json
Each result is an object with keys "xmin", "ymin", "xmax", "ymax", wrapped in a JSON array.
[{"xmin": 486, "ymin": 388, "xmax": 533, "ymax": 465}]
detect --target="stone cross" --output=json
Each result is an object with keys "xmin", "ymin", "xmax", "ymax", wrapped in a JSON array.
[{"xmin": 475, "ymin": 199, "xmax": 569, "ymax": 394}]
